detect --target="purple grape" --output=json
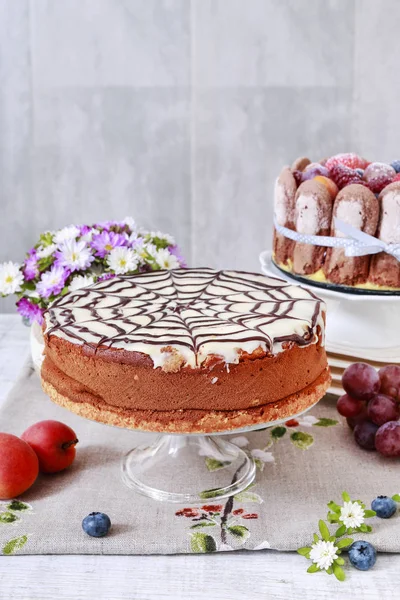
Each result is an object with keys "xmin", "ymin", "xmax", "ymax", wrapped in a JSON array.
[
  {"xmin": 379, "ymin": 365, "xmax": 400, "ymax": 402},
  {"xmin": 342, "ymin": 363, "xmax": 380, "ymax": 401},
  {"xmin": 337, "ymin": 394, "xmax": 363, "ymax": 417},
  {"xmin": 375, "ymin": 421, "xmax": 400, "ymax": 457},
  {"xmin": 302, "ymin": 163, "xmax": 330, "ymax": 181},
  {"xmin": 346, "ymin": 404, "xmax": 368, "ymax": 430},
  {"xmin": 354, "ymin": 421, "xmax": 379, "ymax": 451},
  {"xmin": 367, "ymin": 394, "xmax": 400, "ymax": 426}
]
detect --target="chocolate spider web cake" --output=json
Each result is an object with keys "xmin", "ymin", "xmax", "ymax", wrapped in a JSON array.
[{"xmin": 41, "ymin": 268, "xmax": 330, "ymax": 433}]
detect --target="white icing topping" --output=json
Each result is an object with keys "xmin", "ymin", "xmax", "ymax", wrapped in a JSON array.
[{"xmin": 45, "ymin": 268, "xmax": 325, "ymax": 370}]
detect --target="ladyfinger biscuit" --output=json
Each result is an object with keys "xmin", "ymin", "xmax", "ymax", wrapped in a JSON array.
[
  {"xmin": 323, "ymin": 184, "xmax": 379, "ymax": 286},
  {"xmin": 369, "ymin": 182, "xmax": 400, "ymax": 288},
  {"xmin": 273, "ymin": 166, "xmax": 297, "ymax": 266},
  {"xmin": 291, "ymin": 156, "xmax": 311, "ymax": 172},
  {"xmin": 292, "ymin": 180, "xmax": 333, "ymax": 275}
]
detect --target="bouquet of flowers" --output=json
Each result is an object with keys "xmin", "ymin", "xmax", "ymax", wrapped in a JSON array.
[{"xmin": 0, "ymin": 217, "xmax": 186, "ymax": 325}]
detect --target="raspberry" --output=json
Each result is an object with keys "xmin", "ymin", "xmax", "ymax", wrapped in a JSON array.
[
  {"xmin": 367, "ymin": 175, "xmax": 393, "ymax": 194},
  {"xmin": 325, "ymin": 153, "xmax": 369, "ymax": 171},
  {"xmin": 329, "ymin": 164, "xmax": 363, "ymax": 189},
  {"xmin": 393, "ymin": 174, "xmax": 400, "ymax": 183}
]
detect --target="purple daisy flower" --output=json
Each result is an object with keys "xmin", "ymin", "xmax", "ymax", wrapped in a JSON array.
[
  {"xmin": 23, "ymin": 254, "xmax": 39, "ymax": 281},
  {"xmin": 91, "ymin": 231, "xmax": 127, "ymax": 258},
  {"xmin": 17, "ymin": 298, "xmax": 44, "ymax": 325},
  {"xmin": 169, "ymin": 245, "xmax": 187, "ymax": 268},
  {"xmin": 36, "ymin": 265, "xmax": 69, "ymax": 298}
]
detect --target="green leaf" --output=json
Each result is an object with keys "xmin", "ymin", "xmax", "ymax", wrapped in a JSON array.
[
  {"xmin": 271, "ymin": 426, "xmax": 287, "ymax": 439},
  {"xmin": 336, "ymin": 537, "xmax": 354, "ymax": 549},
  {"xmin": 392, "ymin": 494, "xmax": 400, "ymax": 502},
  {"xmin": 313, "ymin": 533, "xmax": 319, "ymax": 543},
  {"xmin": 313, "ymin": 418, "xmax": 338, "ymax": 427},
  {"xmin": 326, "ymin": 566, "xmax": 333, "ymax": 575},
  {"xmin": 190, "ymin": 522, "xmax": 216, "ymax": 529},
  {"xmin": 204, "ymin": 457, "xmax": 230, "ymax": 472},
  {"xmin": 359, "ymin": 524, "xmax": 368, "ymax": 532},
  {"xmin": 342, "ymin": 491, "xmax": 351, "ymax": 502},
  {"xmin": 6, "ymin": 500, "xmax": 31, "ymax": 512},
  {"xmin": 335, "ymin": 557, "xmax": 345, "ymax": 566},
  {"xmin": 190, "ymin": 532, "xmax": 217, "ymax": 553},
  {"xmin": 364, "ymin": 525, "xmax": 372, "ymax": 533},
  {"xmin": 290, "ymin": 431, "xmax": 314, "ymax": 450},
  {"xmin": 2, "ymin": 535, "xmax": 28, "ymax": 556},
  {"xmin": 327, "ymin": 501, "xmax": 341, "ymax": 513},
  {"xmin": 335, "ymin": 525, "xmax": 346, "ymax": 537},
  {"xmin": 0, "ymin": 512, "xmax": 19, "ymax": 524},
  {"xmin": 297, "ymin": 546, "xmax": 312, "ymax": 556},
  {"xmin": 37, "ymin": 255, "xmax": 55, "ymax": 272},
  {"xmin": 227, "ymin": 525, "xmax": 250, "ymax": 541},
  {"xmin": 364, "ymin": 510, "xmax": 376, "ymax": 518},
  {"xmin": 333, "ymin": 563, "xmax": 345, "ymax": 581},
  {"xmin": 327, "ymin": 512, "xmax": 339, "ymax": 523},
  {"xmin": 233, "ymin": 490, "xmax": 263, "ymax": 504},
  {"xmin": 307, "ymin": 564, "xmax": 320, "ymax": 573},
  {"xmin": 199, "ymin": 487, "xmax": 225, "ymax": 499},
  {"xmin": 319, "ymin": 520, "xmax": 330, "ymax": 541}
]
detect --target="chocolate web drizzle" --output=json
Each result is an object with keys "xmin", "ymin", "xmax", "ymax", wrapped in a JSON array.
[{"xmin": 45, "ymin": 268, "xmax": 324, "ymax": 366}]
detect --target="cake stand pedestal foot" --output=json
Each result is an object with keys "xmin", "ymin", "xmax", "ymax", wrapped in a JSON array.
[{"xmin": 121, "ymin": 434, "xmax": 256, "ymax": 503}]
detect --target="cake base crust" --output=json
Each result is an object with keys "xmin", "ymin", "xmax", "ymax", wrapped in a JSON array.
[{"xmin": 41, "ymin": 366, "xmax": 331, "ymax": 434}]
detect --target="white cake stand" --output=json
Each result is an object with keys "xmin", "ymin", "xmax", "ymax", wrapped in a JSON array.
[
  {"xmin": 260, "ymin": 250, "xmax": 400, "ymax": 364},
  {"xmin": 120, "ymin": 399, "xmax": 319, "ymax": 504}
]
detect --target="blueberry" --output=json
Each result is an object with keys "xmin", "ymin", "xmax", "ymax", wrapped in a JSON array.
[
  {"xmin": 82, "ymin": 512, "xmax": 111, "ymax": 537},
  {"xmin": 348, "ymin": 541, "xmax": 377, "ymax": 571},
  {"xmin": 355, "ymin": 168, "xmax": 364, "ymax": 176},
  {"xmin": 391, "ymin": 160, "xmax": 400, "ymax": 173},
  {"xmin": 371, "ymin": 495, "xmax": 397, "ymax": 519}
]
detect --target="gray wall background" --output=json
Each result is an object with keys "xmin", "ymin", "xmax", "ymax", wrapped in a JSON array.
[{"xmin": 1, "ymin": 0, "xmax": 399, "ymax": 312}]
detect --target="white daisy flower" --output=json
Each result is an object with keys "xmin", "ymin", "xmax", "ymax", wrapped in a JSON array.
[
  {"xmin": 107, "ymin": 247, "xmax": 138, "ymax": 275},
  {"xmin": 134, "ymin": 239, "xmax": 157, "ymax": 262},
  {"xmin": 69, "ymin": 274, "xmax": 95, "ymax": 292},
  {"xmin": 339, "ymin": 501, "xmax": 365, "ymax": 529},
  {"xmin": 297, "ymin": 415, "xmax": 318, "ymax": 427},
  {"xmin": 54, "ymin": 225, "xmax": 80, "ymax": 246},
  {"xmin": 0, "ymin": 262, "xmax": 24, "ymax": 295},
  {"xmin": 150, "ymin": 230, "xmax": 175, "ymax": 245},
  {"xmin": 56, "ymin": 239, "xmax": 94, "ymax": 272},
  {"xmin": 36, "ymin": 244, "xmax": 57, "ymax": 259},
  {"xmin": 154, "ymin": 248, "xmax": 180, "ymax": 270},
  {"xmin": 80, "ymin": 228, "xmax": 99, "ymax": 243},
  {"xmin": 122, "ymin": 216, "xmax": 136, "ymax": 230},
  {"xmin": 309, "ymin": 540, "xmax": 338, "ymax": 571}
]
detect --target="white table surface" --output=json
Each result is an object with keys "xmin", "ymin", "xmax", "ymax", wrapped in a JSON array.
[{"xmin": 0, "ymin": 314, "xmax": 399, "ymax": 600}]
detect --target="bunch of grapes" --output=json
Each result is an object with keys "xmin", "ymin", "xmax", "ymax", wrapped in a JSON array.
[{"xmin": 336, "ymin": 363, "xmax": 400, "ymax": 456}]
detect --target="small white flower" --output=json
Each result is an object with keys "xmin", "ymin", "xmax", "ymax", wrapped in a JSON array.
[
  {"xmin": 134, "ymin": 239, "xmax": 157, "ymax": 263},
  {"xmin": 0, "ymin": 262, "xmax": 24, "ymax": 295},
  {"xmin": 122, "ymin": 216, "xmax": 136, "ymax": 230},
  {"xmin": 36, "ymin": 243, "xmax": 57, "ymax": 259},
  {"xmin": 253, "ymin": 540, "xmax": 271, "ymax": 550},
  {"xmin": 150, "ymin": 230, "xmax": 175, "ymax": 245},
  {"xmin": 54, "ymin": 225, "xmax": 80, "ymax": 246},
  {"xmin": 297, "ymin": 415, "xmax": 318, "ymax": 427},
  {"xmin": 340, "ymin": 501, "xmax": 365, "ymax": 529},
  {"xmin": 251, "ymin": 449, "xmax": 275, "ymax": 463},
  {"xmin": 107, "ymin": 247, "xmax": 138, "ymax": 275},
  {"xmin": 69, "ymin": 274, "xmax": 95, "ymax": 292},
  {"xmin": 154, "ymin": 248, "xmax": 180, "ymax": 270},
  {"xmin": 80, "ymin": 228, "xmax": 99, "ymax": 243},
  {"xmin": 309, "ymin": 540, "xmax": 338, "ymax": 571},
  {"xmin": 56, "ymin": 239, "xmax": 94, "ymax": 272}
]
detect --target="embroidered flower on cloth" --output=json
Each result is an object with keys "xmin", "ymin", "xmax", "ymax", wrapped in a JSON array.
[
  {"xmin": 309, "ymin": 540, "xmax": 338, "ymax": 571},
  {"xmin": 339, "ymin": 501, "xmax": 365, "ymax": 529}
]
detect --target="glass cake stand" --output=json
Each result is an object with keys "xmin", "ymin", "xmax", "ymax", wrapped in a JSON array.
[{"xmin": 120, "ymin": 400, "xmax": 320, "ymax": 503}]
